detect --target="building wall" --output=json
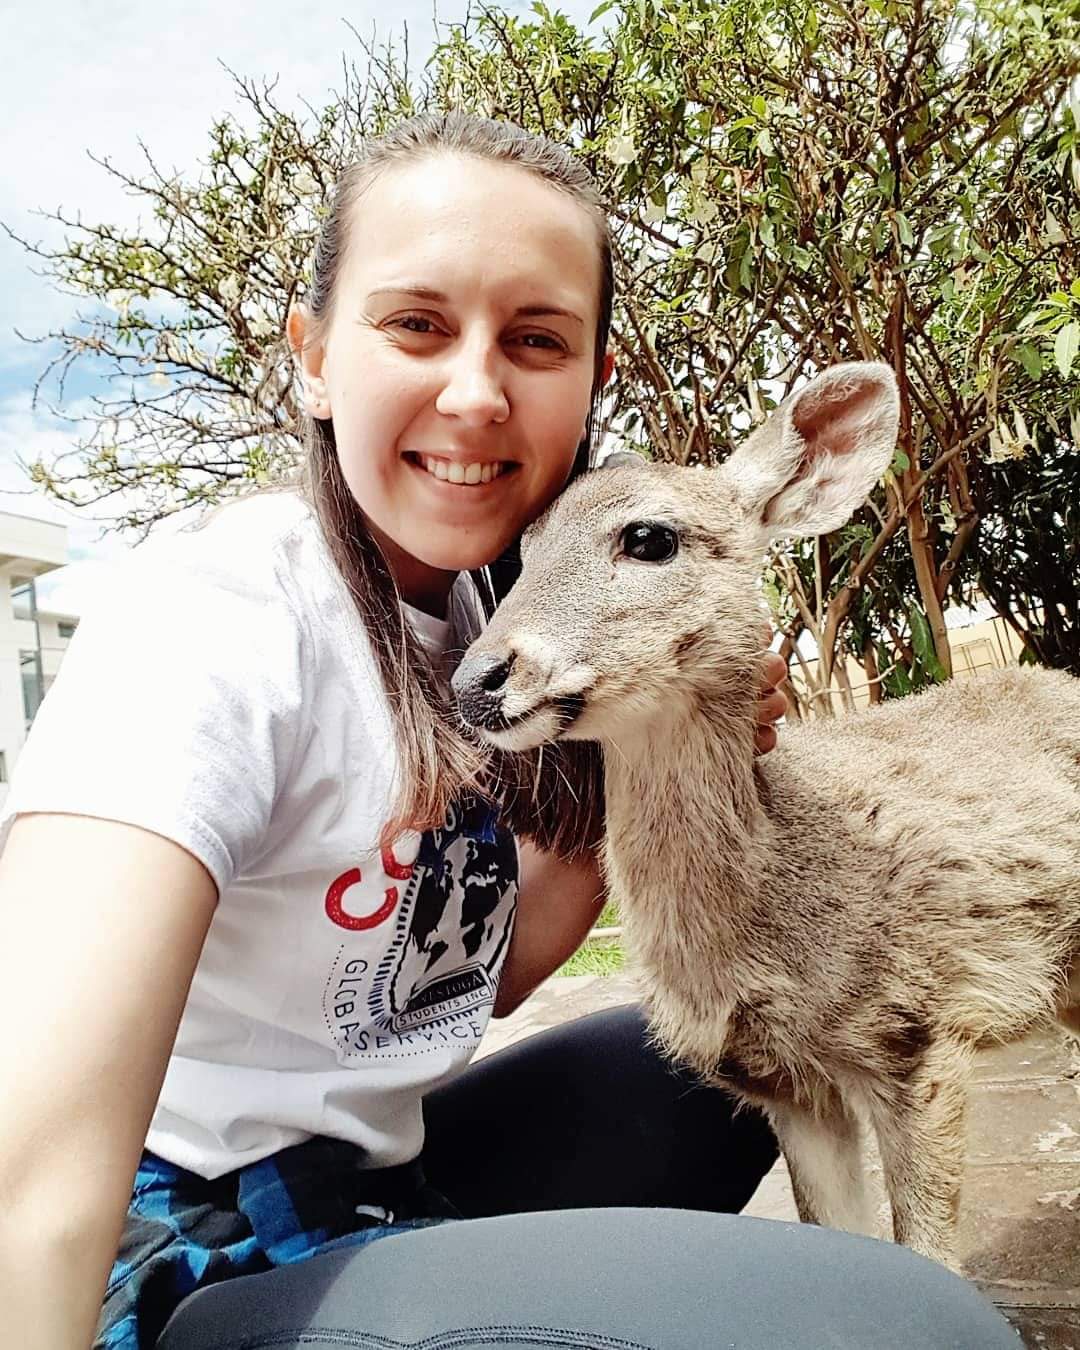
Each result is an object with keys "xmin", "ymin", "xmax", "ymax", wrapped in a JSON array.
[
  {"xmin": 0, "ymin": 510, "xmax": 72, "ymax": 810},
  {"xmin": 0, "ymin": 583, "xmax": 27, "ymax": 802}
]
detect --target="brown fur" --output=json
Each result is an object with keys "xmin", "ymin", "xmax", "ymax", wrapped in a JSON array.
[{"xmin": 454, "ymin": 364, "xmax": 1080, "ymax": 1267}]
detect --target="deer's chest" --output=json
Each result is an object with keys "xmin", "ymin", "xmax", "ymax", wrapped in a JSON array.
[{"xmin": 638, "ymin": 964, "xmax": 821, "ymax": 1112}]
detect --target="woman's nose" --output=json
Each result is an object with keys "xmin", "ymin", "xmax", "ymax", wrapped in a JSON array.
[{"xmin": 434, "ymin": 342, "xmax": 510, "ymax": 426}]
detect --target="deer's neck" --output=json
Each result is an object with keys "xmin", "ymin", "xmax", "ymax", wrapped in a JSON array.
[{"xmin": 602, "ymin": 696, "xmax": 767, "ymax": 976}]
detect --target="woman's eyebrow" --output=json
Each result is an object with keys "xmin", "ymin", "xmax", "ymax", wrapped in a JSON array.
[
  {"xmin": 516, "ymin": 304, "xmax": 584, "ymax": 327},
  {"xmin": 366, "ymin": 285, "xmax": 448, "ymax": 303},
  {"xmin": 365, "ymin": 285, "xmax": 584, "ymax": 326}
]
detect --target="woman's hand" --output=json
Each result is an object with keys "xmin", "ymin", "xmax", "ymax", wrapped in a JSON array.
[{"xmin": 754, "ymin": 650, "xmax": 789, "ymax": 756}]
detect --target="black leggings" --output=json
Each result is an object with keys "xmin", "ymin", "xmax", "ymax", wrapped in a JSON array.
[
  {"xmin": 422, "ymin": 1004, "xmax": 778, "ymax": 1216},
  {"xmin": 159, "ymin": 1006, "xmax": 1021, "ymax": 1349}
]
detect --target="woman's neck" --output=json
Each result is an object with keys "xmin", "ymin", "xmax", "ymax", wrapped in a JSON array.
[{"xmin": 369, "ymin": 521, "xmax": 458, "ymax": 618}]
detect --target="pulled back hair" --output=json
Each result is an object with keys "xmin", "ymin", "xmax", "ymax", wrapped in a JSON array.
[{"xmin": 299, "ymin": 112, "xmax": 611, "ymax": 856}]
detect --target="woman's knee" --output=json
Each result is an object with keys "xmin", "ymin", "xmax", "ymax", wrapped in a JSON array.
[{"xmin": 158, "ymin": 1208, "xmax": 1020, "ymax": 1350}]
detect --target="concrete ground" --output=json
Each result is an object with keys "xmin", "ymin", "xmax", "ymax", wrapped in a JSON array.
[{"xmin": 479, "ymin": 971, "xmax": 1080, "ymax": 1349}]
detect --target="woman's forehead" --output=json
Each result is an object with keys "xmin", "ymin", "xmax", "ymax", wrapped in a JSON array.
[{"xmin": 344, "ymin": 154, "xmax": 602, "ymax": 307}]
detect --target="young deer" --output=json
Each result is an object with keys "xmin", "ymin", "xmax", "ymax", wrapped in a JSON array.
[{"xmin": 453, "ymin": 362, "xmax": 1080, "ymax": 1268}]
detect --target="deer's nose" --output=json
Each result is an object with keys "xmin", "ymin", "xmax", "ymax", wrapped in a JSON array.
[{"xmin": 452, "ymin": 651, "xmax": 515, "ymax": 728}]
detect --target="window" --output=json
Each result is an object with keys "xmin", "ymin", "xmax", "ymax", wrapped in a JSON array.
[
  {"xmin": 11, "ymin": 577, "xmax": 36, "ymax": 623},
  {"xmin": 58, "ymin": 620, "xmax": 77, "ymax": 639},
  {"xmin": 20, "ymin": 649, "xmax": 44, "ymax": 727}
]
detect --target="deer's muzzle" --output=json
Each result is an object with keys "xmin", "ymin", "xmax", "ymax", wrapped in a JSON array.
[{"xmin": 452, "ymin": 651, "xmax": 516, "ymax": 731}]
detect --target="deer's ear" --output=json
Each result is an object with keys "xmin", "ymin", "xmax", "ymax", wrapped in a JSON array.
[{"xmin": 720, "ymin": 363, "xmax": 899, "ymax": 540}]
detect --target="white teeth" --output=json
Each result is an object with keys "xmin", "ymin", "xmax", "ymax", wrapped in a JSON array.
[{"xmin": 419, "ymin": 455, "xmax": 504, "ymax": 485}]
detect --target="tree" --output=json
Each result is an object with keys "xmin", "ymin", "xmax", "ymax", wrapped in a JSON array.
[{"xmin": 9, "ymin": 0, "xmax": 1080, "ymax": 694}]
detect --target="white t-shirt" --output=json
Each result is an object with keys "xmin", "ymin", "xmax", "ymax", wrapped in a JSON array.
[{"xmin": 0, "ymin": 491, "xmax": 518, "ymax": 1179}]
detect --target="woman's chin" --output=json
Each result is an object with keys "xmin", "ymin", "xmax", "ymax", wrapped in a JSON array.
[{"xmin": 408, "ymin": 535, "xmax": 516, "ymax": 577}]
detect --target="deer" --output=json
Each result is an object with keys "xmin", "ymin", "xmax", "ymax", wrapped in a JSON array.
[{"xmin": 451, "ymin": 362, "xmax": 1080, "ymax": 1269}]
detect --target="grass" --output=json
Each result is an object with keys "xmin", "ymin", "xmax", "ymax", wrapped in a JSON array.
[{"xmin": 555, "ymin": 899, "xmax": 625, "ymax": 977}]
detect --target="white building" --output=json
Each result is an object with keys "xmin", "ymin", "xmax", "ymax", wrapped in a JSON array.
[{"xmin": 0, "ymin": 510, "xmax": 77, "ymax": 807}]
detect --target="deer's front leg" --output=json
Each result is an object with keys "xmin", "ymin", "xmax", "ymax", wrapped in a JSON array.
[
  {"xmin": 767, "ymin": 1095, "xmax": 875, "ymax": 1236},
  {"xmin": 870, "ymin": 1041, "xmax": 971, "ymax": 1269}
]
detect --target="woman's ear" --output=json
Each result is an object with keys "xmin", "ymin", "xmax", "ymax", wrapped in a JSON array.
[{"xmin": 287, "ymin": 304, "xmax": 332, "ymax": 420}]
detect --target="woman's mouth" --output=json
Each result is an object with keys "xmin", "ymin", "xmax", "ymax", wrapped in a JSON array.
[{"xmin": 408, "ymin": 453, "xmax": 511, "ymax": 486}]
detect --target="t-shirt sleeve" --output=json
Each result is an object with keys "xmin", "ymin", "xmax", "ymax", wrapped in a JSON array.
[{"xmin": 0, "ymin": 547, "xmax": 305, "ymax": 894}]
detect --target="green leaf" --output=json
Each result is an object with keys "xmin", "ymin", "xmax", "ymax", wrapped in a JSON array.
[
  {"xmin": 909, "ymin": 606, "xmax": 947, "ymax": 683},
  {"xmin": 891, "ymin": 447, "xmax": 911, "ymax": 473},
  {"xmin": 1014, "ymin": 343, "xmax": 1043, "ymax": 381},
  {"xmin": 752, "ymin": 94, "xmax": 768, "ymax": 119},
  {"xmin": 756, "ymin": 128, "xmax": 775, "ymax": 156},
  {"xmin": 895, "ymin": 212, "xmax": 914, "ymax": 248},
  {"xmin": 588, "ymin": 0, "xmax": 615, "ymax": 20},
  {"xmin": 1018, "ymin": 307, "xmax": 1053, "ymax": 331},
  {"xmin": 804, "ymin": 7, "xmax": 819, "ymax": 42},
  {"xmin": 1054, "ymin": 321, "xmax": 1080, "ymax": 379},
  {"xmin": 762, "ymin": 578, "xmax": 783, "ymax": 616},
  {"xmin": 883, "ymin": 658, "xmax": 913, "ymax": 699}
]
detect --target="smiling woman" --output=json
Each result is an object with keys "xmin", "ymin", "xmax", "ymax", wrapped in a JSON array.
[{"xmin": 286, "ymin": 155, "xmax": 609, "ymax": 607}]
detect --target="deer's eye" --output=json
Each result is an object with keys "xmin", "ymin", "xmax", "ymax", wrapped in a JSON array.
[{"xmin": 621, "ymin": 522, "xmax": 679, "ymax": 563}]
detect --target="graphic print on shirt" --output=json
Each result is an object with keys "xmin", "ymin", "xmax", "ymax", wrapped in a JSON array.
[{"xmin": 323, "ymin": 795, "xmax": 517, "ymax": 1061}]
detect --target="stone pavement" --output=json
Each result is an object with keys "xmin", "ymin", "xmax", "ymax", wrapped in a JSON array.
[{"xmin": 479, "ymin": 971, "xmax": 1080, "ymax": 1349}]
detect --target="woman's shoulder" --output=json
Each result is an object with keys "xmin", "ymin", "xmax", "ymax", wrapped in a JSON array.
[
  {"xmin": 106, "ymin": 488, "xmax": 330, "ymax": 618},
  {"xmin": 141, "ymin": 488, "xmax": 312, "ymax": 572}
]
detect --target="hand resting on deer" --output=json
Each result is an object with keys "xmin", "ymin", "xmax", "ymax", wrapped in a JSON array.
[{"xmin": 452, "ymin": 362, "xmax": 1080, "ymax": 1269}]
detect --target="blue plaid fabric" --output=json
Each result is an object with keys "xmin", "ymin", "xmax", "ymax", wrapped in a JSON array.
[{"xmin": 96, "ymin": 1137, "xmax": 457, "ymax": 1349}]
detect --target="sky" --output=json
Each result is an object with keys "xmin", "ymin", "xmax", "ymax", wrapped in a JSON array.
[{"xmin": 1, "ymin": 0, "xmax": 601, "ymax": 614}]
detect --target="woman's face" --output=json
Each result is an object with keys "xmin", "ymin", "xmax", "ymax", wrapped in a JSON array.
[{"xmin": 290, "ymin": 154, "xmax": 611, "ymax": 613}]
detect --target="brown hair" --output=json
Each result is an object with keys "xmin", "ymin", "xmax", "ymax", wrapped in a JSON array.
[{"xmin": 300, "ymin": 112, "xmax": 611, "ymax": 856}]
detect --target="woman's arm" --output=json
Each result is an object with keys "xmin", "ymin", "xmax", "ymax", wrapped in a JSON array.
[
  {"xmin": 0, "ymin": 813, "xmax": 217, "ymax": 1350},
  {"xmin": 493, "ymin": 841, "xmax": 605, "ymax": 1017},
  {"xmin": 492, "ymin": 651, "xmax": 789, "ymax": 1018}
]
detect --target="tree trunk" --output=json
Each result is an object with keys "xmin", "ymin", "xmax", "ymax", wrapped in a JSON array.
[
  {"xmin": 887, "ymin": 284, "xmax": 953, "ymax": 680},
  {"xmin": 862, "ymin": 638, "xmax": 883, "ymax": 705},
  {"xmin": 905, "ymin": 486, "xmax": 954, "ymax": 678}
]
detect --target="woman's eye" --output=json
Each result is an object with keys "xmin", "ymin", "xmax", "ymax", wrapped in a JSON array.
[
  {"xmin": 621, "ymin": 522, "xmax": 679, "ymax": 563},
  {"xmin": 391, "ymin": 314, "xmax": 440, "ymax": 335},
  {"xmin": 512, "ymin": 332, "xmax": 566, "ymax": 352}
]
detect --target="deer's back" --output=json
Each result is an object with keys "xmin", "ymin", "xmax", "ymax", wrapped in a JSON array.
[{"xmin": 743, "ymin": 665, "xmax": 1080, "ymax": 1051}]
